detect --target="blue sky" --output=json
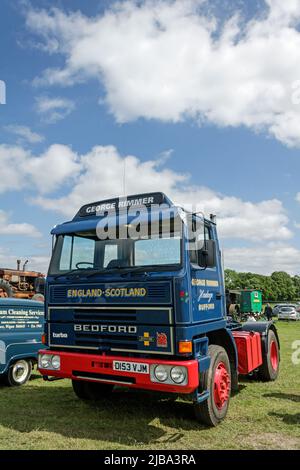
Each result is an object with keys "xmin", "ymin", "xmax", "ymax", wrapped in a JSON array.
[{"xmin": 0, "ymin": 0, "xmax": 300, "ymax": 274}]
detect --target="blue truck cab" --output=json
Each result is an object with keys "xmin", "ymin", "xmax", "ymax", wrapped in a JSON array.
[
  {"xmin": 39, "ymin": 192, "xmax": 280, "ymax": 426},
  {"xmin": 0, "ymin": 298, "xmax": 44, "ymax": 386}
]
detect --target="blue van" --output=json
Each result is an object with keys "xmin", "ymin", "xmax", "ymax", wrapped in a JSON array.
[{"xmin": 0, "ymin": 298, "xmax": 44, "ymax": 386}]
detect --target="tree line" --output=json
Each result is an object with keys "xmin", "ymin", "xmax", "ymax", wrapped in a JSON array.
[{"xmin": 224, "ymin": 270, "xmax": 300, "ymax": 302}]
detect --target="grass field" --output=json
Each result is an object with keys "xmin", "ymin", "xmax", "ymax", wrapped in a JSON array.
[{"xmin": 0, "ymin": 322, "xmax": 299, "ymax": 450}]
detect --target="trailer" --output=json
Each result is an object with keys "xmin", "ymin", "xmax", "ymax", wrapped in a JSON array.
[{"xmin": 38, "ymin": 192, "xmax": 280, "ymax": 426}]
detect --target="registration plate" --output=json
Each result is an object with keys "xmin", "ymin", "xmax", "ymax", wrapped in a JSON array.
[{"xmin": 113, "ymin": 360, "xmax": 149, "ymax": 374}]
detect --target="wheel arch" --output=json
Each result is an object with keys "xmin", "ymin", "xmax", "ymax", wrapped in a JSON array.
[
  {"xmin": 3, "ymin": 354, "xmax": 37, "ymax": 374},
  {"xmin": 206, "ymin": 328, "xmax": 238, "ymax": 392},
  {"xmin": 241, "ymin": 321, "xmax": 280, "ymax": 355}
]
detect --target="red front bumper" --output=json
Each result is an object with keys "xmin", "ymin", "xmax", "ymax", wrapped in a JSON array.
[{"xmin": 38, "ymin": 350, "xmax": 199, "ymax": 394}]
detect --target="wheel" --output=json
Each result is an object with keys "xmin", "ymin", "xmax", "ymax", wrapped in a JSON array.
[
  {"xmin": 6, "ymin": 359, "xmax": 32, "ymax": 386},
  {"xmin": 194, "ymin": 345, "xmax": 231, "ymax": 426},
  {"xmin": 72, "ymin": 380, "xmax": 114, "ymax": 400},
  {"xmin": 0, "ymin": 279, "xmax": 13, "ymax": 298},
  {"xmin": 258, "ymin": 329, "xmax": 279, "ymax": 381}
]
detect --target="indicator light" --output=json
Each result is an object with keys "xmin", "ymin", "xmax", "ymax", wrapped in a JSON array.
[{"xmin": 179, "ymin": 341, "xmax": 192, "ymax": 354}]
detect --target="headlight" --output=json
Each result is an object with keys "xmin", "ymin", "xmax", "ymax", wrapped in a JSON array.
[
  {"xmin": 40, "ymin": 354, "xmax": 51, "ymax": 369},
  {"xmin": 154, "ymin": 365, "xmax": 168, "ymax": 382},
  {"xmin": 51, "ymin": 355, "xmax": 61, "ymax": 370},
  {"xmin": 170, "ymin": 366, "xmax": 186, "ymax": 384}
]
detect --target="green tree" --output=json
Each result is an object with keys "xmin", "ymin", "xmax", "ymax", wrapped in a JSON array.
[
  {"xmin": 270, "ymin": 272, "xmax": 296, "ymax": 301},
  {"xmin": 224, "ymin": 269, "xmax": 298, "ymax": 301}
]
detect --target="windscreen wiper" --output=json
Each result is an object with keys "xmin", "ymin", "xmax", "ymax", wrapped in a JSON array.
[
  {"xmin": 120, "ymin": 264, "xmax": 180, "ymax": 276},
  {"xmin": 86, "ymin": 265, "xmax": 152, "ymax": 278},
  {"xmin": 53, "ymin": 267, "xmax": 100, "ymax": 280},
  {"xmin": 87, "ymin": 265, "xmax": 165, "ymax": 278},
  {"xmin": 86, "ymin": 265, "xmax": 127, "ymax": 278},
  {"xmin": 119, "ymin": 266, "xmax": 150, "ymax": 277}
]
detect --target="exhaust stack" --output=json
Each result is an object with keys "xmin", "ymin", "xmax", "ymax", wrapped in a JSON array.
[{"xmin": 23, "ymin": 260, "xmax": 29, "ymax": 271}]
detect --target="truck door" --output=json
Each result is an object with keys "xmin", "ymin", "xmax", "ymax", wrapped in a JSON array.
[{"xmin": 189, "ymin": 220, "xmax": 225, "ymax": 324}]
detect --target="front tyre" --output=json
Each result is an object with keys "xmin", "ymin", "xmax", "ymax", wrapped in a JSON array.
[
  {"xmin": 194, "ymin": 345, "xmax": 231, "ymax": 427},
  {"xmin": 6, "ymin": 359, "xmax": 32, "ymax": 386},
  {"xmin": 72, "ymin": 380, "xmax": 114, "ymax": 400},
  {"xmin": 258, "ymin": 329, "xmax": 280, "ymax": 381}
]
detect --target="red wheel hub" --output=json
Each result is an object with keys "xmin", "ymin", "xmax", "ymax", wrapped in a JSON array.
[
  {"xmin": 270, "ymin": 340, "xmax": 278, "ymax": 371},
  {"xmin": 213, "ymin": 362, "xmax": 230, "ymax": 410}
]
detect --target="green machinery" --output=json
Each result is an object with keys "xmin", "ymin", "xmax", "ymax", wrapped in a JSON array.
[
  {"xmin": 240, "ymin": 290, "xmax": 262, "ymax": 314},
  {"xmin": 227, "ymin": 289, "xmax": 263, "ymax": 315}
]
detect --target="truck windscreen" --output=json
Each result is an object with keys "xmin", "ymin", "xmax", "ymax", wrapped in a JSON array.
[{"xmin": 48, "ymin": 219, "xmax": 183, "ymax": 275}]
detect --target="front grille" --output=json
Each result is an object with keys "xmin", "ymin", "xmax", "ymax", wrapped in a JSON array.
[
  {"xmin": 49, "ymin": 305, "xmax": 174, "ymax": 354},
  {"xmin": 147, "ymin": 285, "xmax": 168, "ymax": 298},
  {"xmin": 51, "ymin": 286, "xmax": 66, "ymax": 300},
  {"xmin": 74, "ymin": 332, "xmax": 138, "ymax": 350},
  {"xmin": 73, "ymin": 308, "xmax": 137, "ymax": 323}
]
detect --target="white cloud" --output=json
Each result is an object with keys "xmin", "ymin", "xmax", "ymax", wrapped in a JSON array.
[
  {"xmin": 4, "ymin": 125, "xmax": 44, "ymax": 144},
  {"xmin": 0, "ymin": 145, "xmax": 28, "ymax": 194},
  {"xmin": 224, "ymin": 243, "xmax": 300, "ymax": 275},
  {"xmin": 25, "ymin": 144, "xmax": 80, "ymax": 193},
  {"xmin": 36, "ymin": 96, "xmax": 75, "ymax": 123},
  {"xmin": 25, "ymin": 0, "xmax": 300, "ymax": 146},
  {"xmin": 32, "ymin": 144, "xmax": 292, "ymax": 243},
  {"xmin": 0, "ymin": 210, "xmax": 41, "ymax": 237},
  {"xmin": 0, "ymin": 247, "xmax": 49, "ymax": 273},
  {"xmin": 0, "ymin": 140, "xmax": 297, "ymax": 273},
  {"xmin": 33, "ymin": 145, "xmax": 186, "ymax": 214},
  {"xmin": 0, "ymin": 143, "xmax": 80, "ymax": 194}
]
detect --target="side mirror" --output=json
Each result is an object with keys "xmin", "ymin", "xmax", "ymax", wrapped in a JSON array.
[{"xmin": 198, "ymin": 239, "xmax": 216, "ymax": 268}]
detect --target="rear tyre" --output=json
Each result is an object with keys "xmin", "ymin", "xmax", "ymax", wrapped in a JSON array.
[
  {"xmin": 6, "ymin": 359, "xmax": 32, "ymax": 386},
  {"xmin": 258, "ymin": 329, "xmax": 279, "ymax": 381},
  {"xmin": 0, "ymin": 279, "xmax": 13, "ymax": 298},
  {"xmin": 72, "ymin": 380, "xmax": 114, "ymax": 400},
  {"xmin": 194, "ymin": 345, "xmax": 231, "ymax": 427}
]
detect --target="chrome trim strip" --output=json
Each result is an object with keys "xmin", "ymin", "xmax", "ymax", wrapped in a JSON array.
[
  {"xmin": 48, "ymin": 343, "xmax": 99, "ymax": 350},
  {"xmin": 111, "ymin": 348, "xmax": 172, "ymax": 355},
  {"xmin": 75, "ymin": 376, "xmax": 133, "ymax": 385}
]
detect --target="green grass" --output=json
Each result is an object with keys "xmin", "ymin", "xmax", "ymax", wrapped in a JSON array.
[{"xmin": 0, "ymin": 322, "xmax": 299, "ymax": 450}]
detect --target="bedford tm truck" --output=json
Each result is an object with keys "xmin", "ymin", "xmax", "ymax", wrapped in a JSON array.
[{"xmin": 38, "ymin": 193, "xmax": 280, "ymax": 426}]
